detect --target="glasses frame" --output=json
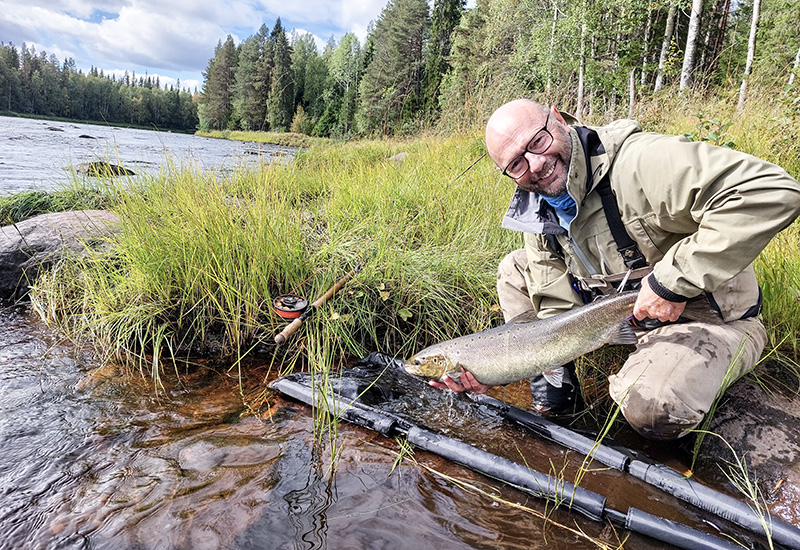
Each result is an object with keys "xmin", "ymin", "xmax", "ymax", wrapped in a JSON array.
[{"xmin": 501, "ymin": 111, "xmax": 554, "ymax": 179}]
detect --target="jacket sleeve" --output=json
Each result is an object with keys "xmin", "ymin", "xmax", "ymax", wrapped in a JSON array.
[
  {"xmin": 620, "ymin": 135, "xmax": 800, "ymax": 299},
  {"xmin": 523, "ymin": 232, "xmax": 585, "ymax": 318}
]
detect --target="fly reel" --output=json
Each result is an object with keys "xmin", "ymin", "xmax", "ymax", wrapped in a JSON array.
[{"xmin": 273, "ymin": 294, "xmax": 309, "ymax": 319}]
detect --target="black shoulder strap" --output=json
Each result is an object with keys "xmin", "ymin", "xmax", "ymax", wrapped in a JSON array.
[
  {"xmin": 575, "ymin": 127, "xmax": 648, "ymax": 270},
  {"xmin": 596, "ymin": 176, "xmax": 648, "ymax": 269}
]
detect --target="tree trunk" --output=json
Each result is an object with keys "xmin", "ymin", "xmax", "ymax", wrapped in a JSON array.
[
  {"xmin": 629, "ymin": 68, "xmax": 636, "ymax": 117},
  {"xmin": 576, "ymin": 22, "xmax": 587, "ymax": 117},
  {"xmin": 680, "ymin": 0, "xmax": 705, "ymax": 90},
  {"xmin": 789, "ymin": 43, "xmax": 800, "ymax": 88},
  {"xmin": 737, "ymin": 0, "xmax": 761, "ymax": 113},
  {"xmin": 546, "ymin": 0, "xmax": 559, "ymax": 97},
  {"xmin": 655, "ymin": 3, "xmax": 678, "ymax": 92},
  {"xmin": 641, "ymin": 6, "xmax": 654, "ymax": 87}
]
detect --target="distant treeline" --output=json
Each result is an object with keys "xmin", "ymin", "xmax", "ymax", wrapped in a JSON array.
[
  {"xmin": 0, "ymin": 43, "xmax": 199, "ymax": 132},
  {"xmin": 200, "ymin": 0, "xmax": 799, "ymax": 137}
]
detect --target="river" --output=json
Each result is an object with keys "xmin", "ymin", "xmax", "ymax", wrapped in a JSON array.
[
  {"xmin": 0, "ymin": 117, "xmax": 791, "ymax": 549},
  {"xmin": 0, "ymin": 116, "xmax": 294, "ymax": 195}
]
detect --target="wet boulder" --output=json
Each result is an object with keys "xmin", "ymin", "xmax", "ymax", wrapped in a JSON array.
[
  {"xmin": 0, "ymin": 210, "xmax": 119, "ymax": 302},
  {"xmin": 695, "ymin": 368, "xmax": 800, "ymax": 516},
  {"xmin": 72, "ymin": 162, "xmax": 135, "ymax": 177}
]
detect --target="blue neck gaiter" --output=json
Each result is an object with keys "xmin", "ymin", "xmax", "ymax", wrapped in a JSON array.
[{"xmin": 542, "ymin": 192, "xmax": 577, "ymax": 218}]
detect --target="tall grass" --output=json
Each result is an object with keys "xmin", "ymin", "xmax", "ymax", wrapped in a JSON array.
[{"xmin": 30, "ymin": 135, "xmax": 519, "ymax": 381}]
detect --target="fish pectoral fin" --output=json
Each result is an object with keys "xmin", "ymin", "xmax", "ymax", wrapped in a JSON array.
[
  {"xmin": 608, "ymin": 322, "xmax": 639, "ymax": 346},
  {"xmin": 507, "ymin": 310, "xmax": 540, "ymax": 324},
  {"xmin": 542, "ymin": 368, "xmax": 564, "ymax": 388}
]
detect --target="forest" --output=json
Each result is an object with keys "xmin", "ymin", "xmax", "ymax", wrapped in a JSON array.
[
  {"xmin": 0, "ymin": 42, "xmax": 199, "ymax": 132},
  {"xmin": 1, "ymin": 0, "xmax": 797, "ymax": 136},
  {"xmin": 199, "ymin": 0, "xmax": 800, "ymax": 137}
]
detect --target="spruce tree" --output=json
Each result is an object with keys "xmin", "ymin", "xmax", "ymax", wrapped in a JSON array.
[
  {"xmin": 233, "ymin": 25, "xmax": 271, "ymax": 130},
  {"xmin": 357, "ymin": 0, "xmax": 430, "ymax": 134},
  {"xmin": 421, "ymin": 0, "xmax": 465, "ymax": 115},
  {"xmin": 199, "ymin": 35, "xmax": 237, "ymax": 130},
  {"xmin": 268, "ymin": 19, "xmax": 294, "ymax": 131}
]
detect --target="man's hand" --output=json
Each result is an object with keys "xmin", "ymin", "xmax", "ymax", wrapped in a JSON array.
[
  {"xmin": 634, "ymin": 275, "xmax": 686, "ymax": 322},
  {"xmin": 429, "ymin": 368, "xmax": 493, "ymax": 394}
]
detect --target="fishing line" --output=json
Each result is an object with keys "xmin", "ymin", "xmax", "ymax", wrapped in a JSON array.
[{"xmin": 452, "ymin": 152, "xmax": 487, "ymax": 183}]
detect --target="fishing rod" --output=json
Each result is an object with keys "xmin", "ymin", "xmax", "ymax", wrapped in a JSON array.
[{"xmin": 270, "ymin": 372, "xmax": 752, "ymax": 550}]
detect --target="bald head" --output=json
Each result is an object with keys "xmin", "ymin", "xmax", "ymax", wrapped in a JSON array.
[
  {"xmin": 485, "ymin": 99, "xmax": 573, "ymax": 196},
  {"xmin": 486, "ymin": 100, "xmax": 550, "ymax": 164}
]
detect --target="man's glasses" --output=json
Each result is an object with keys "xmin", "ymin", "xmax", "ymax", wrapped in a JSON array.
[{"xmin": 502, "ymin": 112, "xmax": 554, "ymax": 179}]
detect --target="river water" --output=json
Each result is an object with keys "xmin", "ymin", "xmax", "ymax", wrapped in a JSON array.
[
  {"xmin": 0, "ymin": 116, "xmax": 294, "ymax": 195},
  {"xmin": 0, "ymin": 117, "xmax": 792, "ymax": 549}
]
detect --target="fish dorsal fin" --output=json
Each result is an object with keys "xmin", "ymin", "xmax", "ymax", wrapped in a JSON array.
[
  {"xmin": 507, "ymin": 310, "xmax": 540, "ymax": 324},
  {"xmin": 608, "ymin": 322, "xmax": 638, "ymax": 346}
]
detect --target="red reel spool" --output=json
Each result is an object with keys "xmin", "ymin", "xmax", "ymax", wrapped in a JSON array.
[{"xmin": 274, "ymin": 294, "xmax": 309, "ymax": 319}]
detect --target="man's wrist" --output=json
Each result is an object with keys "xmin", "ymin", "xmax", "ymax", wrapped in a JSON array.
[{"xmin": 647, "ymin": 273, "xmax": 689, "ymax": 303}]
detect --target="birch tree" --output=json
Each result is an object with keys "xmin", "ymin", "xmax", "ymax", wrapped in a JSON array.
[
  {"xmin": 654, "ymin": 2, "xmax": 678, "ymax": 92},
  {"xmin": 790, "ymin": 43, "xmax": 800, "ymax": 87},
  {"xmin": 679, "ymin": 0, "xmax": 704, "ymax": 90},
  {"xmin": 737, "ymin": 0, "xmax": 762, "ymax": 112},
  {"xmin": 641, "ymin": 5, "xmax": 654, "ymax": 87}
]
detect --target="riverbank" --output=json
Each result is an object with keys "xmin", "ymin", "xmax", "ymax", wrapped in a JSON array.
[
  {"xmin": 4, "ymin": 92, "xmax": 800, "ymax": 540},
  {"xmin": 0, "ymin": 110, "xmax": 195, "ymax": 134},
  {"xmin": 15, "ymin": 91, "xmax": 800, "ymax": 378},
  {"xmin": 196, "ymin": 129, "xmax": 331, "ymax": 149}
]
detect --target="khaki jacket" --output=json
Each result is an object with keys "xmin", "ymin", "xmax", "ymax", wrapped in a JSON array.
[{"xmin": 501, "ymin": 118, "xmax": 800, "ymax": 322}]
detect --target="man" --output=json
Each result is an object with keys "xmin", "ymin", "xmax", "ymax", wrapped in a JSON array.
[{"xmin": 433, "ymin": 99, "xmax": 800, "ymax": 440}]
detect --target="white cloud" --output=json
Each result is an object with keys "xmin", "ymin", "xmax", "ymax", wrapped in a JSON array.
[{"xmin": 0, "ymin": 0, "xmax": 390, "ymax": 89}]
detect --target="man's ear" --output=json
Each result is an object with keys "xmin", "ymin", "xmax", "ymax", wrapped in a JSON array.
[{"xmin": 551, "ymin": 106, "xmax": 567, "ymax": 126}]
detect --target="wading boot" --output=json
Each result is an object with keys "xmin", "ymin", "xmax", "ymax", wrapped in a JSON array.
[{"xmin": 530, "ymin": 361, "xmax": 583, "ymax": 416}]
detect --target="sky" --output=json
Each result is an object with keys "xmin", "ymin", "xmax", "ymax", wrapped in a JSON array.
[{"xmin": 0, "ymin": 0, "xmax": 392, "ymax": 92}]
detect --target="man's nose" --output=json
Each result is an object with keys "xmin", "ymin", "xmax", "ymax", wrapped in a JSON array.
[{"xmin": 524, "ymin": 150, "xmax": 547, "ymax": 175}]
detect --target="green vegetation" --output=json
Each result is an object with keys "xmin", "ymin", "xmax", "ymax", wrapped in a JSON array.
[
  {"xmin": 195, "ymin": 129, "xmax": 329, "ymax": 149},
  {"xmin": 29, "ymin": 133, "xmax": 517, "ymax": 383},
  {"xmin": 0, "ymin": 183, "xmax": 115, "ymax": 224},
  {"xmin": 197, "ymin": 0, "xmax": 798, "ymax": 140},
  {"xmin": 25, "ymin": 90, "xmax": 800, "ymax": 389}
]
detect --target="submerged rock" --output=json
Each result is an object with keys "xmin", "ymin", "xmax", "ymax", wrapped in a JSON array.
[
  {"xmin": 71, "ymin": 162, "xmax": 135, "ymax": 177},
  {"xmin": 0, "ymin": 210, "xmax": 119, "ymax": 302}
]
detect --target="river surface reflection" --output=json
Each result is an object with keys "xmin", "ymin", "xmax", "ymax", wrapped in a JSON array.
[{"xmin": 0, "ymin": 308, "xmax": 589, "ymax": 550}]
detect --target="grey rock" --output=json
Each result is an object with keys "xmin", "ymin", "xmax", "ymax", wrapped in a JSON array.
[
  {"xmin": 0, "ymin": 210, "xmax": 119, "ymax": 301},
  {"xmin": 72, "ymin": 162, "xmax": 135, "ymax": 177},
  {"xmin": 386, "ymin": 152, "xmax": 409, "ymax": 164},
  {"xmin": 695, "ymin": 368, "xmax": 800, "ymax": 512}
]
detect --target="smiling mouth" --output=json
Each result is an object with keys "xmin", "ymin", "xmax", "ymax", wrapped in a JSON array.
[{"xmin": 532, "ymin": 160, "xmax": 556, "ymax": 185}]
